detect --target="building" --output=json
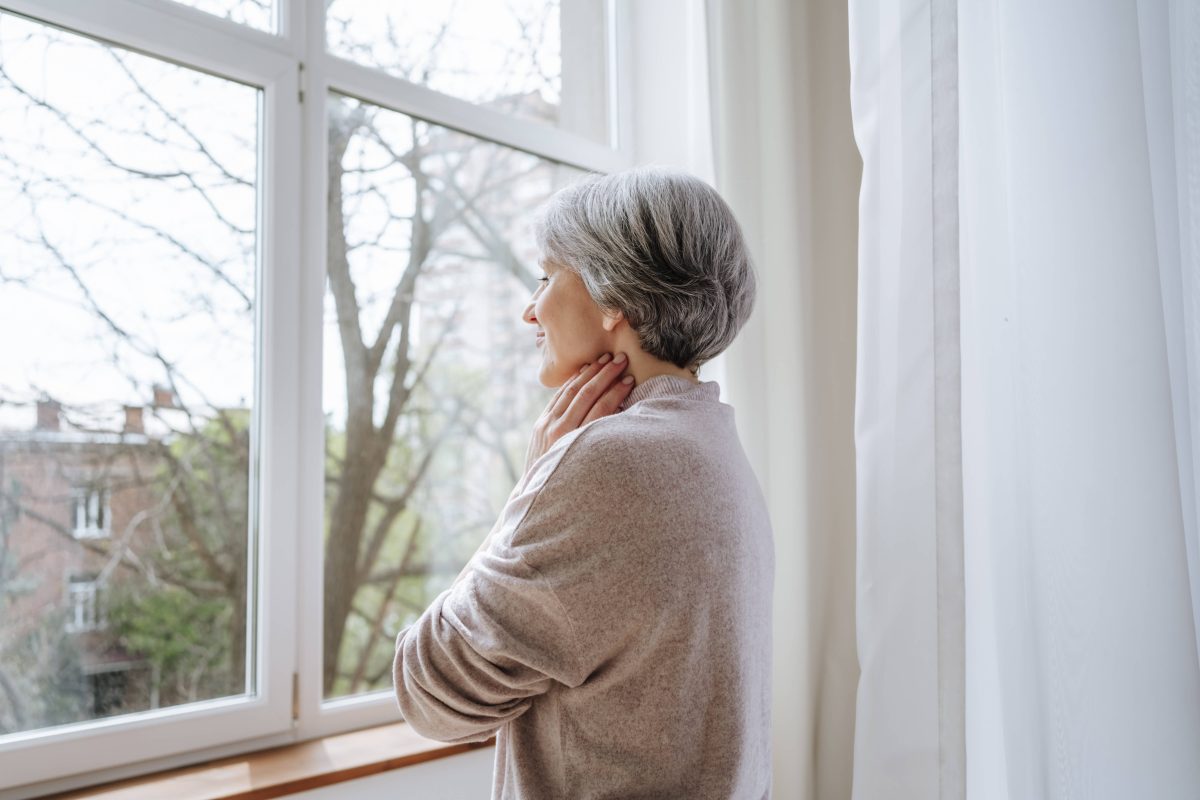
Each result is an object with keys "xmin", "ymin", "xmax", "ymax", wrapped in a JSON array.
[{"xmin": 1, "ymin": 396, "xmax": 187, "ymax": 731}]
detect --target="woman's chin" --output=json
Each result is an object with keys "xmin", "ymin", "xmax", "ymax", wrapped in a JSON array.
[
  {"xmin": 536, "ymin": 363, "xmax": 562, "ymax": 389},
  {"xmin": 537, "ymin": 361, "xmax": 576, "ymax": 389}
]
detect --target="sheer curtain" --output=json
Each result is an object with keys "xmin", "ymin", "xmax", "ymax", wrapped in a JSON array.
[
  {"xmin": 704, "ymin": 1, "xmax": 860, "ymax": 798},
  {"xmin": 850, "ymin": 0, "xmax": 1200, "ymax": 797}
]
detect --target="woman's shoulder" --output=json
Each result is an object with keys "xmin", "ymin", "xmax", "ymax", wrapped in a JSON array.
[
  {"xmin": 545, "ymin": 409, "xmax": 721, "ymax": 491},
  {"xmin": 562, "ymin": 409, "xmax": 675, "ymax": 460}
]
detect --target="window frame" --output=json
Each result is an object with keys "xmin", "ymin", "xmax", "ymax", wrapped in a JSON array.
[
  {"xmin": 0, "ymin": 0, "xmax": 652, "ymax": 793},
  {"xmin": 0, "ymin": 0, "xmax": 300, "ymax": 791},
  {"xmin": 64, "ymin": 575, "xmax": 103, "ymax": 633},
  {"xmin": 71, "ymin": 486, "xmax": 111, "ymax": 540},
  {"xmin": 292, "ymin": 0, "xmax": 634, "ymax": 739}
]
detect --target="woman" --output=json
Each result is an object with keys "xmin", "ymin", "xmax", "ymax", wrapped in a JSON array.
[{"xmin": 393, "ymin": 166, "xmax": 774, "ymax": 799}]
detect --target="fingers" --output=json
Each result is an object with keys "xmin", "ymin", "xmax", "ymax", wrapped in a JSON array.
[
  {"xmin": 545, "ymin": 375, "xmax": 573, "ymax": 410},
  {"xmin": 545, "ymin": 356, "xmax": 599, "ymax": 415},
  {"xmin": 562, "ymin": 353, "xmax": 632, "ymax": 424},
  {"xmin": 580, "ymin": 373, "xmax": 636, "ymax": 425},
  {"xmin": 549, "ymin": 352, "xmax": 613, "ymax": 416}
]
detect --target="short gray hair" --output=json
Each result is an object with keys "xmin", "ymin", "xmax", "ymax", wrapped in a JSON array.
[{"xmin": 533, "ymin": 166, "xmax": 756, "ymax": 373}]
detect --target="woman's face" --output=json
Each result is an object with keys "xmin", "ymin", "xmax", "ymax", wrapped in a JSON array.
[{"xmin": 522, "ymin": 257, "xmax": 613, "ymax": 388}]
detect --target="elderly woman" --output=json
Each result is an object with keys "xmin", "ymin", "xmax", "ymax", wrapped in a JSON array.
[{"xmin": 393, "ymin": 166, "xmax": 773, "ymax": 799}]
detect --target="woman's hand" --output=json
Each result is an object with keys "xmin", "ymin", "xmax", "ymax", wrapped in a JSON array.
[{"xmin": 524, "ymin": 352, "xmax": 635, "ymax": 473}]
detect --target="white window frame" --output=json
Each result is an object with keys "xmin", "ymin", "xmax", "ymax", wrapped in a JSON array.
[
  {"xmin": 0, "ymin": 0, "xmax": 300, "ymax": 792},
  {"xmin": 0, "ymin": 0, "xmax": 712, "ymax": 795},
  {"xmin": 71, "ymin": 487, "xmax": 111, "ymax": 540},
  {"xmin": 64, "ymin": 576, "xmax": 103, "ymax": 633},
  {"xmin": 291, "ymin": 0, "xmax": 632, "ymax": 741}
]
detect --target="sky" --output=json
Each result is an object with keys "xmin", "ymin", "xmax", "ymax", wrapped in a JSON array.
[
  {"xmin": 0, "ymin": 13, "xmax": 258, "ymax": 432},
  {"xmin": 0, "ymin": 1, "xmax": 602, "ymax": 435}
]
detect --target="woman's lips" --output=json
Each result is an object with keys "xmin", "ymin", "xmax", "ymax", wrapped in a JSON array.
[{"xmin": 536, "ymin": 333, "xmax": 545, "ymax": 347}]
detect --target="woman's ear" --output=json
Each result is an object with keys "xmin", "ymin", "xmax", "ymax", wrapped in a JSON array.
[{"xmin": 601, "ymin": 307, "xmax": 625, "ymax": 332}]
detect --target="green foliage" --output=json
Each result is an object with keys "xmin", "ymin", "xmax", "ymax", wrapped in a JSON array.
[
  {"xmin": 99, "ymin": 409, "xmax": 251, "ymax": 706},
  {"xmin": 0, "ymin": 625, "xmax": 88, "ymax": 732},
  {"xmin": 106, "ymin": 585, "xmax": 231, "ymax": 690},
  {"xmin": 35, "ymin": 629, "xmax": 88, "ymax": 725},
  {"xmin": 158, "ymin": 409, "xmax": 250, "ymax": 560}
]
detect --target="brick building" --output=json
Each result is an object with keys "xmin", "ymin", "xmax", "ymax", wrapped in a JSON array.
[{"xmin": 0, "ymin": 397, "xmax": 170, "ymax": 730}]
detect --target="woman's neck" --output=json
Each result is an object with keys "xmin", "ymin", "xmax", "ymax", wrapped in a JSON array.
[{"xmin": 614, "ymin": 339, "xmax": 699, "ymax": 387}]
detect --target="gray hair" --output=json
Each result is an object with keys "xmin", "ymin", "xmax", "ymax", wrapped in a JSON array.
[{"xmin": 533, "ymin": 166, "xmax": 756, "ymax": 373}]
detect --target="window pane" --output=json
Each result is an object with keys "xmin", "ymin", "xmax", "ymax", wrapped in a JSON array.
[
  {"xmin": 165, "ymin": 0, "xmax": 275, "ymax": 33},
  {"xmin": 0, "ymin": 14, "xmax": 259, "ymax": 736},
  {"xmin": 323, "ymin": 92, "xmax": 583, "ymax": 699},
  {"xmin": 326, "ymin": 0, "xmax": 611, "ymax": 144}
]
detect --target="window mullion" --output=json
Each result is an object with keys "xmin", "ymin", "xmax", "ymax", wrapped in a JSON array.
[
  {"xmin": 292, "ymin": 0, "xmax": 328, "ymax": 737},
  {"xmin": 255, "ymin": 0, "xmax": 305, "ymax": 743}
]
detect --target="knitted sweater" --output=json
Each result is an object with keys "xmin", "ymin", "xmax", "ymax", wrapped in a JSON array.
[{"xmin": 393, "ymin": 374, "xmax": 774, "ymax": 799}]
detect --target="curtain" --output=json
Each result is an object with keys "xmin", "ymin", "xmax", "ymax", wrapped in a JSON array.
[
  {"xmin": 704, "ymin": 1, "xmax": 861, "ymax": 798},
  {"xmin": 850, "ymin": 0, "xmax": 1200, "ymax": 797}
]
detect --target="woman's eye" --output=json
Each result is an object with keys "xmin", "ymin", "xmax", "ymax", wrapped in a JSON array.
[{"xmin": 538, "ymin": 276, "xmax": 549, "ymax": 283}]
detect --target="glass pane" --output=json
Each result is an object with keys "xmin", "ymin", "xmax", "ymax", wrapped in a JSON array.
[
  {"xmin": 323, "ymin": 93, "xmax": 583, "ymax": 699},
  {"xmin": 0, "ymin": 13, "xmax": 259, "ymax": 736},
  {"xmin": 165, "ymin": 0, "xmax": 275, "ymax": 33},
  {"xmin": 326, "ymin": 0, "xmax": 611, "ymax": 144}
]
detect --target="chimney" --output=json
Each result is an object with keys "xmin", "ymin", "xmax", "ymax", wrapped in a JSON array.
[
  {"xmin": 152, "ymin": 384, "xmax": 177, "ymax": 409},
  {"xmin": 36, "ymin": 399, "xmax": 61, "ymax": 432},
  {"xmin": 123, "ymin": 405, "xmax": 144, "ymax": 435}
]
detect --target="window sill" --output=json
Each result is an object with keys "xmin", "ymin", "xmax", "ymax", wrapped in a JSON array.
[{"xmin": 44, "ymin": 724, "xmax": 495, "ymax": 800}]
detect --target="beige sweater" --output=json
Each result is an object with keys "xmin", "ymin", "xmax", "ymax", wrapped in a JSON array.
[{"xmin": 393, "ymin": 375, "xmax": 774, "ymax": 799}]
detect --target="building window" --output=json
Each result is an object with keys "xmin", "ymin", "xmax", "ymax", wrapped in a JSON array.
[
  {"xmin": 71, "ymin": 488, "xmax": 111, "ymax": 540},
  {"xmin": 66, "ymin": 577, "xmax": 103, "ymax": 633}
]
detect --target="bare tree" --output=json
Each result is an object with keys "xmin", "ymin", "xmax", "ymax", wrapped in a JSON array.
[
  {"xmin": 320, "ymin": 96, "xmax": 553, "ymax": 694},
  {"xmin": 0, "ymin": 7, "xmax": 566, "ymax": 724}
]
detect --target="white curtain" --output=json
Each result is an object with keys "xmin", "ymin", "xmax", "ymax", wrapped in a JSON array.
[
  {"xmin": 851, "ymin": 0, "xmax": 1200, "ymax": 797},
  {"xmin": 705, "ymin": 1, "xmax": 860, "ymax": 798}
]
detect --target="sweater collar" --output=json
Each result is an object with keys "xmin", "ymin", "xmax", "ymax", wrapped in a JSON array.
[{"xmin": 618, "ymin": 374, "xmax": 721, "ymax": 411}]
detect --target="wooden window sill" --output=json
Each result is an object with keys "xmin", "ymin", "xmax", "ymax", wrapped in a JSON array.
[{"xmin": 44, "ymin": 724, "xmax": 495, "ymax": 800}]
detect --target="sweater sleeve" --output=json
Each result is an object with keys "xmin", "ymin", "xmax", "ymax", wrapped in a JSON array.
[
  {"xmin": 392, "ymin": 420, "xmax": 658, "ymax": 742},
  {"xmin": 392, "ymin": 527, "xmax": 585, "ymax": 743}
]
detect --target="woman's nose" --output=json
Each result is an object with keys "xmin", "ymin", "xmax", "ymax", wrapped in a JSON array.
[{"xmin": 521, "ymin": 298, "xmax": 536, "ymax": 326}]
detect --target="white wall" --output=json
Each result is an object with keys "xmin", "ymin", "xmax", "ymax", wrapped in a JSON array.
[{"xmin": 288, "ymin": 747, "xmax": 494, "ymax": 799}]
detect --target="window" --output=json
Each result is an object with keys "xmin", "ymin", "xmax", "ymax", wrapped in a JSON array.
[
  {"xmin": 0, "ymin": 0, "xmax": 698, "ymax": 793},
  {"xmin": 326, "ymin": 0, "xmax": 611, "ymax": 143},
  {"xmin": 71, "ymin": 488, "xmax": 111, "ymax": 540},
  {"xmin": 321, "ymin": 94, "xmax": 587, "ymax": 701},
  {"xmin": 0, "ymin": 2, "xmax": 260, "ymax": 767},
  {"xmin": 65, "ymin": 576, "xmax": 102, "ymax": 632}
]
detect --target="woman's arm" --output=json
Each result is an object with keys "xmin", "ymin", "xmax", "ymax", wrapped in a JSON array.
[
  {"xmin": 393, "ymin": 360, "xmax": 633, "ymax": 741},
  {"xmin": 393, "ymin": 536, "xmax": 584, "ymax": 743},
  {"xmin": 445, "ymin": 355, "xmax": 633, "ymax": 590}
]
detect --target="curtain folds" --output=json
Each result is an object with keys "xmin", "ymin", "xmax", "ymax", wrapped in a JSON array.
[
  {"xmin": 851, "ymin": 0, "xmax": 1200, "ymax": 797},
  {"xmin": 848, "ymin": 0, "xmax": 964, "ymax": 796},
  {"xmin": 705, "ymin": 1, "xmax": 861, "ymax": 798},
  {"xmin": 1141, "ymin": 0, "xmax": 1200, "ymax": 679}
]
